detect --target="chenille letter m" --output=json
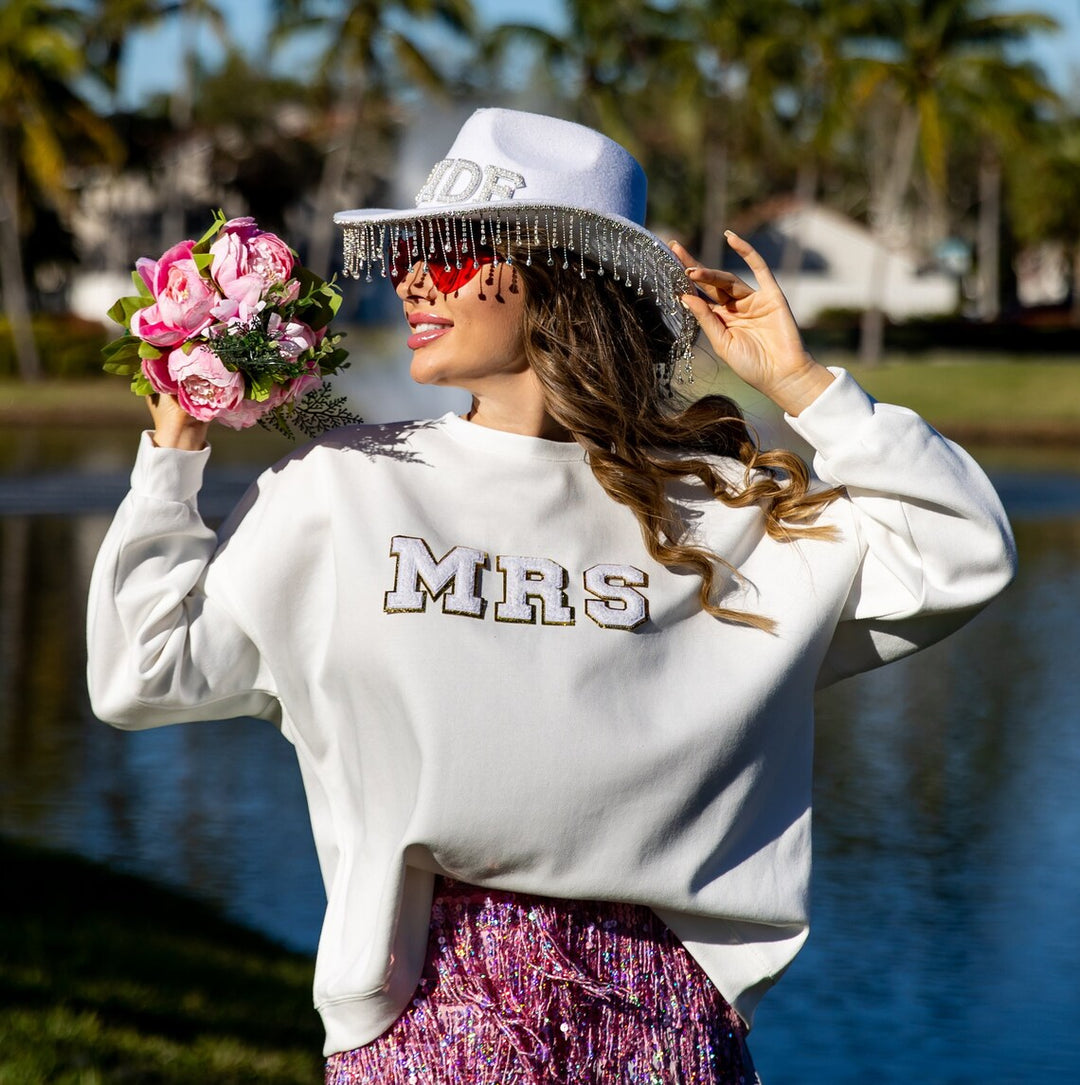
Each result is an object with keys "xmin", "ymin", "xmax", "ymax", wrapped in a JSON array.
[{"xmin": 384, "ymin": 536, "xmax": 488, "ymax": 618}]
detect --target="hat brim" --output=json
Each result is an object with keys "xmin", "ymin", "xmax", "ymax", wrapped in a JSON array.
[{"xmin": 334, "ymin": 200, "xmax": 699, "ymax": 386}]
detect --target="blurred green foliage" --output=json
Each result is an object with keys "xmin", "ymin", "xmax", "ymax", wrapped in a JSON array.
[{"xmin": 0, "ymin": 316, "xmax": 110, "ymax": 379}]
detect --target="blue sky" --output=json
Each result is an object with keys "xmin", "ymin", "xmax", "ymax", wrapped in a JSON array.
[
  {"xmin": 115, "ymin": 0, "xmax": 563, "ymax": 107},
  {"xmin": 116, "ymin": 0, "xmax": 1080, "ymax": 109}
]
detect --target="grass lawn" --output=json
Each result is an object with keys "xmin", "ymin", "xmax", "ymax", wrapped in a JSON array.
[
  {"xmin": 841, "ymin": 355, "xmax": 1080, "ymax": 433},
  {"xmin": 0, "ymin": 837, "xmax": 324, "ymax": 1085},
  {"xmin": 690, "ymin": 352, "xmax": 1080, "ymax": 444},
  {"xmin": 0, "ymin": 378, "xmax": 146, "ymax": 425},
  {"xmin": 3, "ymin": 354, "xmax": 1080, "ymax": 441}
]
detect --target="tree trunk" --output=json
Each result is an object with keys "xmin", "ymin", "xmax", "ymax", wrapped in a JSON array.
[
  {"xmin": 860, "ymin": 105, "xmax": 921, "ymax": 366},
  {"xmin": 976, "ymin": 149, "xmax": 1001, "ymax": 323},
  {"xmin": 700, "ymin": 111, "xmax": 729, "ymax": 272},
  {"xmin": 779, "ymin": 161, "xmax": 818, "ymax": 322},
  {"xmin": 0, "ymin": 147, "xmax": 42, "ymax": 382},
  {"xmin": 169, "ymin": 12, "xmax": 195, "ymax": 132},
  {"xmin": 780, "ymin": 161, "xmax": 817, "ymax": 277},
  {"xmin": 872, "ymin": 105, "xmax": 920, "ymax": 232},
  {"xmin": 159, "ymin": 13, "xmax": 197, "ymax": 253},
  {"xmin": 858, "ymin": 301, "xmax": 886, "ymax": 366},
  {"xmin": 307, "ymin": 70, "xmax": 370, "ymax": 278}
]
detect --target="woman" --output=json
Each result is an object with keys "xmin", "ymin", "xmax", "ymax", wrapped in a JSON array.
[{"xmin": 88, "ymin": 109, "xmax": 1016, "ymax": 1083}]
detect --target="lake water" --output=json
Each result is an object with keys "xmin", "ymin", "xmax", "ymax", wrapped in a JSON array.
[{"xmin": 1, "ymin": 358, "xmax": 1078, "ymax": 1083}]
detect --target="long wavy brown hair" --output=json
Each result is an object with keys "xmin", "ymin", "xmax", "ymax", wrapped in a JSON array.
[{"xmin": 496, "ymin": 243, "xmax": 842, "ymax": 632}]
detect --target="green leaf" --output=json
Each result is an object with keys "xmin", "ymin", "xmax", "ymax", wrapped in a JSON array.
[
  {"xmin": 101, "ymin": 335, "xmax": 140, "ymax": 363},
  {"xmin": 247, "ymin": 375, "xmax": 274, "ymax": 402},
  {"xmin": 325, "ymin": 346, "xmax": 350, "ymax": 372},
  {"xmin": 193, "ymin": 209, "xmax": 227, "ymax": 251},
  {"xmin": 137, "ymin": 341, "xmax": 164, "ymax": 360},
  {"xmin": 131, "ymin": 372, "xmax": 155, "ymax": 397},
  {"xmin": 107, "ymin": 295, "xmax": 148, "ymax": 327},
  {"xmin": 291, "ymin": 265, "xmax": 343, "ymax": 322},
  {"xmin": 295, "ymin": 281, "xmax": 342, "ymax": 331}
]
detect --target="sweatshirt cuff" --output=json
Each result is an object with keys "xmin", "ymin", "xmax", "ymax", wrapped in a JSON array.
[
  {"xmin": 782, "ymin": 368, "xmax": 876, "ymax": 459},
  {"xmin": 129, "ymin": 430, "xmax": 211, "ymax": 502}
]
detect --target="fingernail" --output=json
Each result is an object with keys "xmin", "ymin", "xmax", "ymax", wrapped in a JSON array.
[{"xmin": 685, "ymin": 267, "xmax": 700, "ymax": 274}]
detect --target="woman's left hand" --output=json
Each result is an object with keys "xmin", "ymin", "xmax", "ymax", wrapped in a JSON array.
[{"xmin": 673, "ymin": 232, "xmax": 834, "ymax": 416}]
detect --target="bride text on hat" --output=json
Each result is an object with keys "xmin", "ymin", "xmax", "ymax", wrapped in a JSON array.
[
  {"xmin": 416, "ymin": 159, "xmax": 527, "ymax": 205},
  {"xmin": 384, "ymin": 535, "xmax": 649, "ymax": 630}
]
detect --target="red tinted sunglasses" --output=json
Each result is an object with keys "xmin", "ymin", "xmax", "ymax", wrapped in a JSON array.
[{"xmin": 390, "ymin": 232, "xmax": 496, "ymax": 294}]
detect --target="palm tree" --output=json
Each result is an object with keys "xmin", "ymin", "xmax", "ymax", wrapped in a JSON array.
[
  {"xmin": 495, "ymin": 0, "xmax": 809, "ymax": 263},
  {"xmin": 1008, "ymin": 109, "xmax": 1080, "ymax": 323},
  {"xmin": 768, "ymin": 0, "xmax": 871, "ymax": 277},
  {"xmin": 481, "ymin": 0, "xmax": 695, "ymax": 236},
  {"xmin": 678, "ymin": 0, "xmax": 809, "ymax": 267},
  {"xmin": 190, "ymin": 49, "xmax": 326, "ymax": 235},
  {"xmin": 959, "ymin": 55, "xmax": 1059, "ymax": 321},
  {"xmin": 521, "ymin": 0, "xmax": 678, "ymax": 136},
  {"xmin": 844, "ymin": 0, "xmax": 1058, "ymax": 360},
  {"xmin": 84, "ymin": 0, "xmax": 168, "ymax": 109},
  {"xmin": 85, "ymin": 0, "xmax": 229, "ymax": 124},
  {"xmin": 270, "ymin": 0, "xmax": 476, "ymax": 277},
  {"xmin": 164, "ymin": 0, "xmax": 231, "ymax": 130},
  {"xmin": 0, "ymin": 0, "xmax": 119, "ymax": 381},
  {"xmin": 151, "ymin": 1, "xmax": 232, "ymax": 247}
]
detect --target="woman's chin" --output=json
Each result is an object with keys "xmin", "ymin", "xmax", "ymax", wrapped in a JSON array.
[{"xmin": 408, "ymin": 357, "xmax": 442, "ymax": 387}]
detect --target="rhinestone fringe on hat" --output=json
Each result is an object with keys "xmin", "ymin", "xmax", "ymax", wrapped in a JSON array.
[{"xmin": 340, "ymin": 208, "xmax": 697, "ymax": 394}]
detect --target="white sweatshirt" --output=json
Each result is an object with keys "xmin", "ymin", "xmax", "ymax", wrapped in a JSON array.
[{"xmin": 87, "ymin": 369, "xmax": 1016, "ymax": 1056}]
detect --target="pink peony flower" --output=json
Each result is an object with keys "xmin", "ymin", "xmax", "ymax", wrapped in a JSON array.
[
  {"xmin": 168, "ymin": 344, "xmax": 246, "ymax": 422},
  {"xmin": 209, "ymin": 219, "xmax": 295, "ymax": 322},
  {"xmin": 247, "ymin": 231, "xmax": 295, "ymax": 284},
  {"xmin": 140, "ymin": 354, "xmax": 179, "ymax": 396},
  {"xmin": 282, "ymin": 368, "xmax": 322, "ymax": 403},
  {"xmin": 213, "ymin": 378, "xmax": 291, "ymax": 429},
  {"xmin": 212, "ymin": 397, "xmax": 271, "ymax": 429},
  {"xmin": 131, "ymin": 240, "xmax": 217, "ymax": 348},
  {"xmin": 267, "ymin": 313, "xmax": 317, "ymax": 359}
]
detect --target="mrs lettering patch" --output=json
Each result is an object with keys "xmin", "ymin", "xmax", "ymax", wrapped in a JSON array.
[{"xmin": 385, "ymin": 535, "xmax": 649, "ymax": 631}]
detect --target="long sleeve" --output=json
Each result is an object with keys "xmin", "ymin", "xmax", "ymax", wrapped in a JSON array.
[
  {"xmin": 783, "ymin": 369, "xmax": 1018, "ymax": 687},
  {"xmin": 86, "ymin": 432, "xmax": 281, "ymax": 730}
]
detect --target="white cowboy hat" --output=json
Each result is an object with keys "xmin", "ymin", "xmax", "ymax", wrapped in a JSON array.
[{"xmin": 334, "ymin": 107, "xmax": 697, "ymax": 384}]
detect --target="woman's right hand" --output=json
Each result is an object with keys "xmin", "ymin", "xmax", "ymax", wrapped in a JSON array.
[
  {"xmin": 146, "ymin": 394, "xmax": 210, "ymax": 450},
  {"xmin": 673, "ymin": 233, "xmax": 834, "ymax": 417}
]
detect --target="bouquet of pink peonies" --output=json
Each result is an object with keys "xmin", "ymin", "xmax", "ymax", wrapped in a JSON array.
[{"xmin": 102, "ymin": 210, "xmax": 359, "ymax": 436}]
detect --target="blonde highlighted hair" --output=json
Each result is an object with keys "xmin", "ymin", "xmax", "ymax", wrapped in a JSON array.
[{"xmin": 506, "ymin": 247, "xmax": 842, "ymax": 632}]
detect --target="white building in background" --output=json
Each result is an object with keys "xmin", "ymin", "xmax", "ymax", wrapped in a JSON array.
[
  {"xmin": 67, "ymin": 137, "xmax": 235, "ymax": 326},
  {"xmin": 727, "ymin": 200, "xmax": 960, "ymax": 326},
  {"xmin": 1014, "ymin": 242, "xmax": 1070, "ymax": 308}
]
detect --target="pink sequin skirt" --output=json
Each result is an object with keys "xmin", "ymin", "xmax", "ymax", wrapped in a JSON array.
[{"xmin": 325, "ymin": 877, "xmax": 759, "ymax": 1084}]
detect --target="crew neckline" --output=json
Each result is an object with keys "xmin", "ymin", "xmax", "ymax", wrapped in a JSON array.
[{"xmin": 439, "ymin": 412, "xmax": 588, "ymax": 462}]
